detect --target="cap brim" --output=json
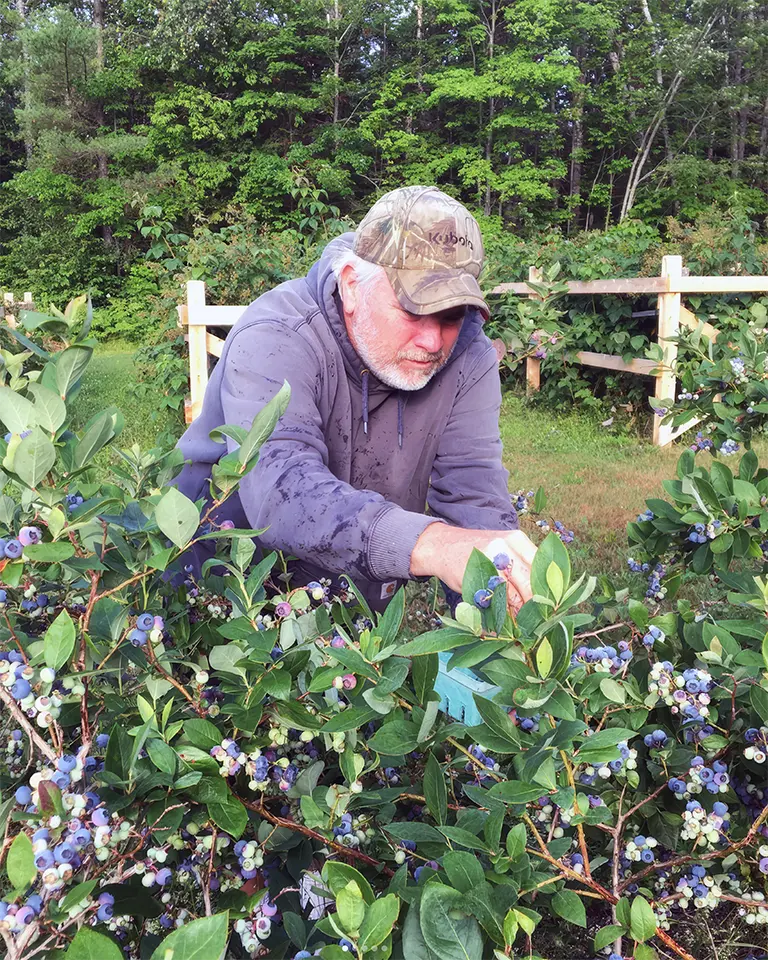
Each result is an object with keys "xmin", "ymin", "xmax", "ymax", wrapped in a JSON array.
[{"xmin": 383, "ymin": 267, "xmax": 489, "ymax": 319}]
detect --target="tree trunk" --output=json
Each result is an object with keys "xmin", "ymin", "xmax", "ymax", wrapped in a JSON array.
[
  {"xmin": 93, "ymin": 0, "xmax": 112, "ymax": 244},
  {"xmin": 568, "ymin": 48, "xmax": 585, "ymax": 232},
  {"xmin": 15, "ymin": 0, "xmax": 32, "ymax": 161},
  {"xmin": 483, "ymin": 0, "xmax": 497, "ymax": 217}
]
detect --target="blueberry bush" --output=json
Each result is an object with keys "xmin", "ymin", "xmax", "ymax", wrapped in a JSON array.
[{"xmin": 0, "ymin": 328, "xmax": 768, "ymax": 960}]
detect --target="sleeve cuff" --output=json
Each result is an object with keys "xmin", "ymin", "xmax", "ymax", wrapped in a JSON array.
[{"xmin": 366, "ymin": 505, "xmax": 444, "ymax": 582}]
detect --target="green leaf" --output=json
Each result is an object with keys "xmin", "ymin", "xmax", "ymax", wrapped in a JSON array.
[
  {"xmin": 283, "ymin": 911, "xmax": 307, "ymax": 949},
  {"xmin": 600, "ymin": 677, "xmax": 626, "ymax": 705},
  {"xmin": 64, "ymin": 927, "xmax": 123, "ymax": 960},
  {"xmin": 0, "ymin": 386, "xmax": 37, "ymax": 433},
  {"xmin": 367, "ymin": 720, "xmax": 420, "ymax": 755},
  {"xmin": 750, "ymin": 684, "xmax": 768, "ymax": 725},
  {"xmin": 629, "ymin": 896, "xmax": 657, "ymax": 943},
  {"xmin": 531, "ymin": 532, "xmax": 571, "ymax": 603},
  {"xmin": 359, "ymin": 895, "xmax": 400, "ymax": 951},
  {"xmin": 461, "ymin": 548, "xmax": 499, "ymax": 607},
  {"xmin": 443, "ymin": 851, "xmax": 485, "ymax": 893},
  {"xmin": 472, "ymin": 694, "xmax": 520, "ymax": 749},
  {"xmin": 551, "ymin": 889, "xmax": 586, "ymax": 928},
  {"xmin": 155, "ymin": 486, "xmax": 199, "ymax": 550},
  {"xmin": 438, "ymin": 826, "xmax": 490, "ymax": 853},
  {"xmin": 238, "ymin": 381, "xmax": 290, "ymax": 464},
  {"xmin": 424, "ymin": 752, "xmax": 447, "ymax": 825},
  {"xmin": 505, "ymin": 823, "xmax": 527, "ymax": 859},
  {"xmin": 536, "ymin": 637, "xmax": 553, "ymax": 678},
  {"xmin": 23, "ymin": 542, "xmax": 75, "ymax": 562},
  {"xmin": 412, "ymin": 653, "xmax": 438, "ymax": 704},
  {"xmin": 14, "ymin": 426, "xmax": 55, "ymax": 488},
  {"xmin": 577, "ymin": 727, "xmax": 636, "ymax": 758},
  {"xmin": 376, "ymin": 588, "xmax": 405, "ymax": 644},
  {"xmin": 7, "ymin": 832, "xmax": 35, "ymax": 890},
  {"xmin": 397, "ymin": 628, "xmax": 477, "ymax": 657},
  {"xmin": 762, "ymin": 632, "xmax": 768, "ymax": 673},
  {"xmin": 44, "ymin": 609, "xmax": 76, "ymax": 671},
  {"xmin": 149, "ymin": 912, "xmax": 229, "ymax": 960},
  {"xmin": 183, "ymin": 718, "xmax": 223, "ymax": 751},
  {"xmin": 59, "ymin": 878, "xmax": 99, "ymax": 913},
  {"xmin": 594, "ymin": 925, "xmax": 627, "ymax": 951},
  {"xmin": 546, "ymin": 561, "xmax": 564, "ymax": 603},
  {"xmin": 323, "ymin": 862, "xmax": 375, "ymax": 905},
  {"xmin": 635, "ymin": 945, "xmax": 659, "ymax": 960},
  {"xmin": 383, "ymin": 822, "xmax": 445, "ymax": 845},
  {"xmin": 487, "ymin": 780, "xmax": 543, "ymax": 804},
  {"xmin": 28, "ymin": 383, "xmax": 66, "ymax": 433},
  {"xmin": 336, "ymin": 882, "xmax": 366, "ymax": 933},
  {"xmin": 419, "ymin": 883, "xmax": 484, "ymax": 960},
  {"xmin": 146, "ymin": 739, "xmax": 178, "ymax": 777},
  {"xmin": 207, "ymin": 794, "xmax": 247, "ymax": 839},
  {"xmin": 74, "ymin": 411, "xmax": 116, "ymax": 468},
  {"xmin": 55, "ymin": 345, "xmax": 93, "ymax": 398}
]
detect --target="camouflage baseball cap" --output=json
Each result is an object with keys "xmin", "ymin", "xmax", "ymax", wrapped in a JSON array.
[{"xmin": 353, "ymin": 186, "xmax": 488, "ymax": 318}]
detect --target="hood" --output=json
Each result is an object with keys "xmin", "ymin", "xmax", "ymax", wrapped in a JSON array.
[{"xmin": 306, "ymin": 232, "xmax": 487, "ymax": 392}]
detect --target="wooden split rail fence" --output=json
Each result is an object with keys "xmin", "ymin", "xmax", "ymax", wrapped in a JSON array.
[
  {"xmin": 1, "ymin": 292, "xmax": 34, "ymax": 329},
  {"xmin": 178, "ymin": 256, "xmax": 768, "ymax": 446}
]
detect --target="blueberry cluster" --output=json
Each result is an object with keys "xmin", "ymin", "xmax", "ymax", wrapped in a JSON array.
[
  {"xmin": 744, "ymin": 727, "xmax": 768, "ymax": 763},
  {"xmin": 689, "ymin": 431, "xmax": 714, "ymax": 453},
  {"xmin": 680, "ymin": 799, "xmax": 730, "ymax": 846},
  {"xmin": 643, "ymin": 729, "xmax": 670, "ymax": 750},
  {"xmin": 465, "ymin": 744, "xmax": 499, "ymax": 782},
  {"xmin": 573, "ymin": 641, "xmax": 633, "ymax": 674},
  {"xmin": 473, "ymin": 568, "xmax": 506, "ymax": 609},
  {"xmin": 128, "ymin": 611, "xmax": 165, "ymax": 647},
  {"xmin": 232, "ymin": 893, "xmax": 280, "ymax": 953},
  {"xmin": 0, "ymin": 653, "xmax": 83, "ymax": 727},
  {"xmin": 668, "ymin": 758, "xmax": 730, "ymax": 798},
  {"xmin": 637, "ymin": 509, "xmax": 655, "ymax": 523},
  {"xmin": 0, "ymin": 894, "xmax": 44, "ymax": 934},
  {"xmin": 730, "ymin": 356, "xmax": 747, "ymax": 380},
  {"xmin": 512, "ymin": 490, "xmax": 535, "ymax": 513},
  {"xmin": 624, "ymin": 834, "xmax": 658, "ymax": 863},
  {"xmin": 737, "ymin": 891, "xmax": 768, "ymax": 926},
  {"xmin": 720, "ymin": 438, "xmax": 740, "ymax": 456},
  {"xmin": 649, "ymin": 662, "xmax": 714, "ymax": 722},
  {"xmin": 678, "ymin": 390, "xmax": 700, "ymax": 401},
  {"xmin": 0, "ymin": 525, "xmax": 43, "ymax": 560},
  {"xmin": 627, "ymin": 556, "xmax": 651, "ymax": 574},
  {"xmin": 535, "ymin": 518, "xmax": 575, "ymax": 544},
  {"xmin": 579, "ymin": 742, "xmax": 638, "ymax": 785},
  {"xmin": 674, "ymin": 864, "xmax": 725, "ymax": 909},
  {"xmin": 65, "ymin": 493, "xmax": 84, "ymax": 511},
  {"xmin": 687, "ymin": 519, "xmax": 722, "ymax": 544}
]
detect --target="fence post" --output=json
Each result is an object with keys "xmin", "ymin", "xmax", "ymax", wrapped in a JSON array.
[
  {"xmin": 652, "ymin": 255, "xmax": 683, "ymax": 446},
  {"xmin": 3, "ymin": 292, "xmax": 16, "ymax": 329},
  {"xmin": 186, "ymin": 280, "xmax": 208, "ymax": 424},
  {"xmin": 526, "ymin": 265, "xmax": 542, "ymax": 395}
]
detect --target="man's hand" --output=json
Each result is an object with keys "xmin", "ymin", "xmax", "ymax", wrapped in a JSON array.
[{"xmin": 410, "ymin": 523, "xmax": 538, "ymax": 613}]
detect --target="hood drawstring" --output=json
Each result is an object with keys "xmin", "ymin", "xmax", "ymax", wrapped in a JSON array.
[
  {"xmin": 361, "ymin": 369, "xmax": 370, "ymax": 435},
  {"xmin": 360, "ymin": 368, "xmax": 404, "ymax": 449}
]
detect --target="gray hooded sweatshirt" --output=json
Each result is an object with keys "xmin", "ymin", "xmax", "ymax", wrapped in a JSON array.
[{"xmin": 173, "ymin": 232, "xmax": 518, "ymax": 610}]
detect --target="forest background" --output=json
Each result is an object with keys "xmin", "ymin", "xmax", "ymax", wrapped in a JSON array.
[{"xmin": 3, "ymin": 0, "xmax": 768, "ymax": 363}]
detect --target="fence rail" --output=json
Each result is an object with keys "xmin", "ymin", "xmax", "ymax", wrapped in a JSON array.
[{"xmin": 178, "ymin": 259, "xmax": 768, "ymax": 445}]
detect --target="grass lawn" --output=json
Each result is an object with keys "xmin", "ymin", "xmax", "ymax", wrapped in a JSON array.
[{"xmin": 70, "ymin": 340, "xmax": 185, "ymax": 453}]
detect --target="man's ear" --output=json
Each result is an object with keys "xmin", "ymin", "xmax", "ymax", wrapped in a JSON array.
[{"xmin": 339, "ymin": 263, "xmax": 361, "ymax": 317}]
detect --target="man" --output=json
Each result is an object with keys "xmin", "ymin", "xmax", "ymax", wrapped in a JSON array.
[{"xmin": 174, "ymin": 186, "xmax": 536, "ymax": 611}]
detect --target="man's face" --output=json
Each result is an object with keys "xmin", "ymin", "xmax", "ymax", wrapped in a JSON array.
[{"xmin": 342, "ymin": 267, "xmax": 465, "ymax": 391}]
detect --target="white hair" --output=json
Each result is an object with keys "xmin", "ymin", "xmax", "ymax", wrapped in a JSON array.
[{"xmin": 331, "ymin": 250, "xmax": 386, "ymax": 290}]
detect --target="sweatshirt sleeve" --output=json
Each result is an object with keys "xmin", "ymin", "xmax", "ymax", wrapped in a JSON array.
[
  {"xmin": 219, "ymin": 320, "xmax": 437, "ymax": 582},
  {"xmin": 427, "ymin": 338, "xmax": 518, "ymax": 531}
]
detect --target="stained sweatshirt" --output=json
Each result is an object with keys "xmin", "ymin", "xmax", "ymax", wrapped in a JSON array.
[{"xmin": 173, "ymin": 232, "xmax": 518, "ymax": 610}]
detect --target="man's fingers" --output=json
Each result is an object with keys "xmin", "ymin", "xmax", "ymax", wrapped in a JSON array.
[{"xmin": 505, "ymin": 530, "xmax": 538, "ymax": 567}]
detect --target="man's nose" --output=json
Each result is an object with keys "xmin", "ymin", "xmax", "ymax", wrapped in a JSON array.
[{"xmin": 412, "ymin": 318, "xmax": 443, "ymax": 354}]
